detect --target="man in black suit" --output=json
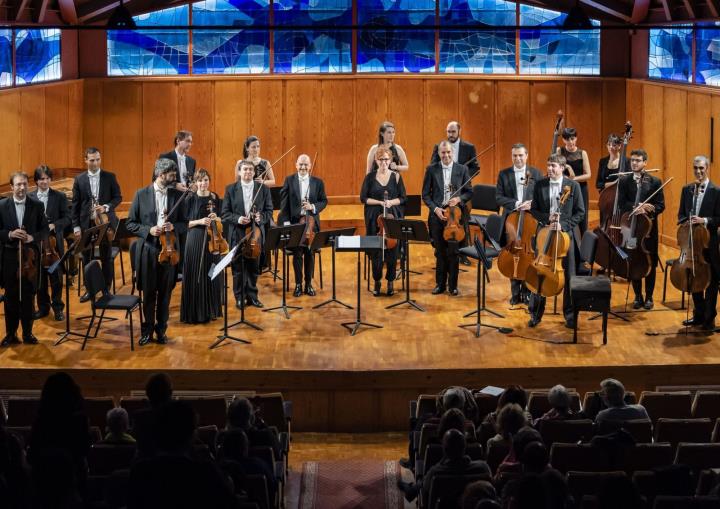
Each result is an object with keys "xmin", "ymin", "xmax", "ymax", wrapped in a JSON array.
[
  {"xmin": 528, "ymin": 154, "xmax": 585, "ymax": 329},
  {"xmin": 0, "ymin": 172, "xmax": 49, "ymax": 346},
  {"xmin": 617, "ymin": 149, "xmax": 665, "ymax": 310},
  {"xmin": 30, "ymin": 165, "xmax": 70, "ymax": 321},
  {"xmin": 422, "ymin": 140, "xmax": 473, "ymax": 296},
  {"xmin": 678, "ymin": 155, "xmax": 720, "ymax": 330},
  {"xmin": 159, "ymin": 130, "xmax": 196, "ymax": 192},
  {"xmin": 72, "ymin": 147, "xmax": 122, "ymax": 300},
  {"xmin": 495, "ymin": 143, "xmax": 544, "ymax": 305},
  {"xmin": 222, "ymin": 160, "xmax": 274, "ymax": 309},
  {"xmin": 279, "ymin": 154, "xmax": 328, "ymax": 297},
  {"xmin": 126, "ymin": 159, "xmax": 187, "ymax": 346}
]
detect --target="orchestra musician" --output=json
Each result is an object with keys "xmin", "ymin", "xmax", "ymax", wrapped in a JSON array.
[
  {"xmin": 596, "ymin": 134, "xmax": 622, "ymax": 191},
  {"xmin": 558, "ymin": 128, "xmax": 592, "ymax": 233},
  {"xmin": 126, "ymin": 159, "xmax": 187, "ymax": 346},
  {"xmin": 678, "ymin": 155, "xmax": 720, "ymax": 331},
  {"xmin": 222, "ymin": 160, "xmax": 274, "ymax": 309},
  {"xmin": 279, "ymin": 154, "xmax": 328, "ymax": 298},
  {"xmin": 71, "ymin": 147, "xmax": 122, "ymax": 301},
  {"xmin": 239, "ymin": 136, "xmax": 276, "ymax": 187},
  {"xmin": 0, "ymin": 172, "xmax": 49, "ymax": 346},
  {"xmin": 495, "ymin": 143, "xmax": 543, "ymax": 305},
  {"xmin": 366, "ymin": 121, "xmax": 410, "ymax": 174},
  {"xmin": 30, "ymin": 165, "xmax": 69, "ymax": 322},
  {"xmin": 617, "ymin": 149, "xmax": 665, "ymax": 310},
  {"xmin": 159, "ymin": 130, "xmax": 196, "ymax": 192},
  {"xmin": 361, "ymin": 147, "xmax": 407, "ymax": 297},
  {"xmin": 527, "ymin": 154, "xmax": 585, "ymax": 329},
  {"xmin": 422, "ymin": 140, "xmax": 472, "ymax": 296}
]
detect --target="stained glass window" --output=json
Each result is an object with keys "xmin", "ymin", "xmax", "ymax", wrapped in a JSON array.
[
  {"xmin": 273, "ymin": 0, "xmax": 352, "ymax": 73},
  {"xmin": 649, "ymin": 27, "xmax": 692, "ymax": 82},
  {"xmin": 695, "ymin": 24, "xmax": 720, "ymax": 85},
  {"xmin": 357, "ymin": 0, "xmax": 436, "ymax": 73},
  {"xmin": 14, "ymin": 29, "xmax": 61, "ymax": 85},
  {"xmin": 0, "ymin": 29, "xmax": 11, "ymax": 87},
  {"xmin": 519, "ymin": 5, "xmax": 600, "ymax": 75},
  {"xmin": 108, "ymin": 5, "xmax": 189, "ymax": 76},
  {"xmin": 439, "ymin": 0, "xmax": 516, "ymax": 73},
  {"xmin": 192, "ymin": 0, "xmax": 269, "ymax": 74}
]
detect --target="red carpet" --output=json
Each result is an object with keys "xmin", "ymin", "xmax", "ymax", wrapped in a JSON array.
[{"xmin": 298, "ymin": 460, "xmax": 403, "ymax": 509}]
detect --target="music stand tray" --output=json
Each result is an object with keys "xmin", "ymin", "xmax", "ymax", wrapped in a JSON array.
[
  {"xmin": 382, "ymin": 218, "xmax": 429, "ymax": 312},
  {"xmin": 310, "ymin": 227, "xmax": 356, "ymax": 309},
  {"xmin": 263, "ymin": 224, "xmax": 305, "ymax": 319}
]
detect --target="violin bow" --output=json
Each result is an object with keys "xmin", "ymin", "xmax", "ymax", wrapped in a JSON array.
[
  {"xmin": 305, "ymin": 152, "xmax": 318, "ymax": 203},
  {"xmin": 629, "ymin": 176, "xmax": 673, "ymax": 216},
  {"xmin": 252, "ymin": 144, "xmax": 297, "ymax": 184},
  {"xmin": 461, "ymin": 143, "xmax": 495, "ymax": 170},
  {"xmin": 443, "ymin": 169, "xmax": 481, "ymax": 207}
]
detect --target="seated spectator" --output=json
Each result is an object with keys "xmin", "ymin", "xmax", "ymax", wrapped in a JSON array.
[
  {"xmin": 218, "ymin": 398, "xmax": 282, "ymax": 462},
  {"xmin": 594, "ymin": 379, "xmax": 649, "ymax": 426},
  {"xmin": 597, "ymin": 475, "xmax": 642, "ymax": 509},
  {"xmin": 128, "ymin": 401, "xmax": 239, "ymax": 509},
  {"xmin": 482, "ymin": 386, "xmax": 532, "ymax": 434},
  {"xmin": 133, "ymin": 372, "xmax": 174, "ymax": 458},
  {"xmin": 0, "ymin": 427, "xmax": 31, "ymax": 509},
  {"xmin": 495, "ymin": 426, "xmax": 547, "ymax": 487},
  {"xmin": 535, "ymin": 385, "xmax": 578, "ymax": 425},
  {"xmin": 502, "ymin": 470, "xmax": 571, "ymax": 509},
  {"xmin": 425, "ymin": 408, "xmax": 476, "ymax": 453},
  {"xmin": 218, "ymin": 429, "xmax": 277, "ymax": 503},
  {"xmin": 102, "ymin": 407, "xmax": 136, "ymax": 445},
  {"xmin": 460, "ymin": 479, "xmax": 497, "ymax": 509},
  {"xmin": 486, "ymin": 404, "xmax": 527, "ymax": 451}
]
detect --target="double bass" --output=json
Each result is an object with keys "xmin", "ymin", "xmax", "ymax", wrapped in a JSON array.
[
  {"xmin": 497, "ymin": 171, "xmax": 538, "ymax": 282},
  {"xmin": 670, "ymin": 183, "xmax": 711, "ymax": 294},
  {"xmin": 550, "ymin": 110, "xmax": 564, "ymax": 156}
]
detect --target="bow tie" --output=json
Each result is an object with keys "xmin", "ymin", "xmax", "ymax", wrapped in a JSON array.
[
  {"xmin": 14, "ymin": 200, "xmax": 25, "ymax": 206},
  {"xmin": 299, "ymin": 177, "xmax": 309, "ymax": 184},
  {"xmin": 37, "ymin": 192, "xmax": 48, "ymax": 197},
  {"xmin": 550, "ymin": 181, "xmax": 561, "ymax": 187}
]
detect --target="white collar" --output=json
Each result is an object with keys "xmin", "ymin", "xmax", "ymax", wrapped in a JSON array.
[
  {"xmin": 153, "ymin": 182, "xmax": 167, "ymax": 194},
  {"xmin": 549, "ymin": 178, "xmax": 562, "ymax": 185},
  {"xmin": 698, "ymin": 179, "xmax": 710, "ymax": 190},
  {"xmin": 514, "ymin": 166, "xmax": 526, "ymax": 173},
  {"xmin": 37, "ymin": 189, "xmax": 49, "ymax": 196},
  {"xmin": 442, "ymin": 163, "xmax": 453, "ymax": 171},
  {"xmin": 241, "ymin": 180, "xmax": 254, "ymax": 189},
  {"xmin": 14, "ymin": 197, "xmax": 26, "ymax": 205},
  {"xmin": 88, "ymin": 169, "xmax": 101, "ymax": 178},
  {"xmin": 298, "ymin": 174, "xmax": 309, "ymax": 182},
  {"xmin": 175, "ymin": 149, "xmax": 185, "ymax": 160},
  {"xmin": 451, "ymin": 139, "xmax": 460, "ymax": 146}
]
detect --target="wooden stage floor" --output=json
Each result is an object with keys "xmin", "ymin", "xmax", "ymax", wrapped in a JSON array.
[{"xmin": 1, "ymin": 206, "xmax": 719, "ymax": 430}]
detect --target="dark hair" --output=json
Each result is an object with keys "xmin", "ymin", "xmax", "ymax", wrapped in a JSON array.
[
  {"xmin": 606, "ymin": 133, "xmax": 621, "ymax": 145},
  {"xmin": 561, "ymin": 127, "xmax": 577, "ymax": 140},
  {"xmin": 33, "ymin": 165, "xmax": 53, "ymax": 183},
  {"xmin": 154, "ymin": 401, "xmax": 197, "ymax": 453},
  {"xmin": 194, "ymin": 168, "xmax": 211, "ymax": 182},
  {"xmin": 174, "ymin": 130, "xmax": 192, "ymax": 146},
  {"xmin": 218, "ymin": 429, "xmax": 249, "ymax": 461},
  {"xmin": 9, "ymin": 171, "xmax": 28, "ymax": 186},
  {"xmin": 630, "ymin": 148, "xmax": 648, "ymax": 161},
  {"xmin": 497, "ymin": 404, "xmax": 527, "ymax": 438},
  {"xmin": 511, "ymin": 143, "xmax": 528, "ymax": 153},
  {"xmin": 377, "ymin": 121, "xmax": 395, "ymax": 146},
  {"xmin": 145, "ymin": 373, "xmax": 173, "ymax": 408},
  {"xmin": 512, "ymin": 426, "xmax": 543, "ymax": 461},
  {"xmin": 520, "ymin": 441, "xmax": 548, "ymax": 473},
  {"xmin": 84, "ymin": 147, "xmax": 100, "ymax": 158},
  {"xmin": 243, "ymin": 136, "xmax": 260, "ymax": 158},
  {"xmin": 38, "ymin": 372, "xmax": 84, "ymax": 417},
  {"xmin": 497, "ymin": 385, "xmax": 528, "ymax": 410},
  {"xmin": 548, "ymin": 153, "xmax": 567, "ymax": 167},
  {"xmin": 227, "ymin": 397, "xmax": 254, "ymax": 429},
  {"xmin": 442, "ymin": 428, "xmax": 466, "ymax": 460},
  {"xmin": 439, "ymin": 408, "xmax": 466, "ymax": 437}
]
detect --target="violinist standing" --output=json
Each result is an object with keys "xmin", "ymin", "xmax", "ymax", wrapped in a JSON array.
[
  {"xmin": 618, "ymin": 149, "xmax": 665, "ymax": 310},
  {"xmin": 222, "ymin": 160, "xmax": 273, "ymax": 309},
  {"xmin": 528, "ymin": 154, "xmax": 585, "ymax": 329},
  {"xmin": 30, "ymin": 165, "xmax": 69, "ymax": 322},
  {"xmin": 126, "ymin": 159, "xmax": 187, "ymax": 346},
  {"xmin": 180, "ymin": 169, "xmax": 223, "ymax": 324},
  {"xmin": 0, "ymin": 172, "xmax": 48, "ymax": 346},
  {"xmin": 71, "ymin": 147, "xmax": 122, "ymax": 301},
  {"xmin": 678, "ymin": 156, "xmax": 720, "ymax": 330},
  {"xmin": 422, "ymin": 140, "xmax": 472, "ymax": 296},
  {"xmin": 280, "ymin": 154, "xmax": 328, "ymax": 298},
  {"xmin": 495, "ymin": 143, "xmax": 543, "ymax": 305},
  {"xmin": 361, "ymin": 147, "xmax": 407, "ymax": 297}
]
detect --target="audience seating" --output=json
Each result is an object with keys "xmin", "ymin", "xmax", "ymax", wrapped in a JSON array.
[
  {"xmin": 549, "ymin": 444, "xmax": 611, "ymax": 474},
  {"xmin": 6, "ymin": 397, "xmax": 41, "ymax": 426},
  {"xmin": 597, "ymin": 418, "xmax": 654, "ymax": 443},
  {"xmin": 692, "ymin": 392, "xmax": 720, "ymax": 421},
  {"xmin": 655, "ymin": 418, "xmax": 714, "ymax": 449},
  {"xmin": 426, "ymin": 473, "xmax": 491, "ymax": 509},
  {"xmin": 526, "ymin": 391, "xmax": 582, "ymax": 420},
  {"xmin": 84, "ymin": 396, "xmax": 116, "ymax": 430},
  {"xmin": 248, "ymin": 393, "xmax": 292, "ymax": 435},
  {"xmin": 566, "ymin": 470, "xmax": 627, "ymax": 502},
  {"xmin": 713, "ymin": 419, "xmax": 720, "ymax": 443},
  {"xmin": 674, "ymin": 443, "xmax": 720, "ymax": 471},
  {"xmin": 420, "ymin": 443, "xmax": 484, "ymax": 479},
  {"xmin": 653, "ymin": 496, "xmax": 720, "ymax": 508},
  {"xmin": 196, "ymin": 425, "xmax": 219, "ymax": 454},
  {"xmin": 177, "ymin": 395, "xmax": 228, "ymax": 429},
  {"xmin": 486, "ymin": 440, "xmax": 511, "ymax": 475},
  {"xmin": 537, "ymin": 418, "xmax": 594, "ymax": 447},
  {"xmin": 418, "ymin": 421, "xmax": 477, "ymax": 461},
  {"xmin": 119, "ymin": 396, "xmax": 150, "ymax": 422},
  {"xmin": 697, "ymin": 469, "xmax": 720, "ymax": 496},
  {"xmin": 640, "ymin": 391, "xmax": 693, "ymax": 424},
  {"xmin": 616, "ymin": 443, "xmax": 675, "ymax": 473},
  {"xmin": 414, "ymin": 394, "xmax": 438, "ymax": 419},
  {"xmin": 473, "ymin": 393, "xmax": 499, "ymax": 422},
  {"xmin": 88, "ymin": 444, "xmax": 137, "ymax": 475}
]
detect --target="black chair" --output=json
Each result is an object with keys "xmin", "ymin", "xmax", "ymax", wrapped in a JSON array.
[
  {"xmin": 82, "ymin": 260, "xmax": 141, "ymax": 351},
  {"xmin": 570, "ymin": 231, "xmax": 610, "ymax": 345},
  {"xmin": 467, "ymin": 185, "xmax": 499, "ymax": 228}
]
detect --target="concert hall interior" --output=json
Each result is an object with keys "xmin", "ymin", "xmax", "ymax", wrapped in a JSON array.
[{"xmin": 2, "ymin": 1, "xmax": 720, "ymax": 507}]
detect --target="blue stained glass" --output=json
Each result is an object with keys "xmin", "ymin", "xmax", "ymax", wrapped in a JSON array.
[
  {"xmin": 695, "ymin": 25, "xmax": 720, "ymax": 85},
  {"xmin": 192, "ymin": 0, "xmax": 269, "ymax": 74},
  {"xmin": 649, "ymin": 27, "xmax": 692, "ymax": 82},
  {"xmin": 439, "ymin": 0, "xmax": 515, "ymax": 26},
  {"xmin": 273, "ymin": 0, "xmax": 352, "ymax": 73},
  {"xmin": 108, "ymin": 5, "xmax": 189, "ymax": 76},
  {"xmin": 519, "ymin": 5, "xmax": 600, "ymax": 75},
  {"xmin": 14, "ymin": 29, "xmax": 61, "ymax": 85},
  {"xmin": 358, "ymin": 0, "xmax": 436, "ymax": 72},
  {"xmin": 0, "ymin": 29, "xmax": 11, "ymax": 87}
]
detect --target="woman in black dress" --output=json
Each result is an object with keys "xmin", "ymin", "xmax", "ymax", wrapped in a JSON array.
[
  {"xmin": 559, "ymin": 127, "xmax": 592, "ymax": 232},
  {"xmin": 180, "ymin": 169, "xmax": 223, "ymax": 324},
  {"xmin": 361, "ymin": 146, "xmax": 407, "ymax": 296},
  {"xmin": 596, "ymin": 133, "xmax": 622, "ymax": 191},
  {"xmin": 366, "ymin": 121, "xmax": 410, "ymax": 174},
  {"xmin": 237, "ymin": 135, "xmax": 276, "ymax": 187}
]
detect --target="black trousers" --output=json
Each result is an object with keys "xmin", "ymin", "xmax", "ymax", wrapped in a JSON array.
[
  {"xmin": 691, "ymin": 266, "xmax": 720, "ymax": 325},
  {"xmin": 82, "ymin": 239, "xmax": 114, "ymax": 290},
  {"xmin": 371, "ymin": 245, "xmax": 398, "ymax": 282},
  {"xmin": 292, "ymin": 247, "xmax": 314, "ymax": 285},
  {"xmin": 528, "ymin": 239, "xmax": 577, "ymax": 324},
  {"xmin": 631, "ymin": 238, "xmax": 659, "ymax": 300},
  {"xmin": 140, "ymin": 260, "xmax": 175, "ymax": 337},
  {"xmin": 233, "ymin": 255, "xmax": 260, "ymax": 302},
  {"xmin": 511, "ymin": 279, "xmax": 529, "ymax": 301},
  {"xmin": 37, "ymin": 266, "xmax": 63, "ymax": 313},
  {"xmin": 2, "ymin": 251, "xmax": 36, "ymax": 337},
  {"xmin": 429, "ymin": 215, "xmax": 460, "ymax": 290}
]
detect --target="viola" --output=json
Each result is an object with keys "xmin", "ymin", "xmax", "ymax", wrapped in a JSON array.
[
  {"xmin": 41, "ymin": 233, "xmax": 60, "ymax": 269},
  {"xmin": 17, "ymin": 226, "xmax": 38, "ymax": 303},
  {"xmin": 206, "ymin": 200, "xmax": 229, "ymax": 256},
  {"xmin": 241, "ymin": 205, "xmax": 262, "ymax": 259},
  {"xmin": 377, "ymin": 190, "xmax": 397, "ymax": 249},
  {"xmin": 299, "ymin": 214, "xmax": 316, "ymax": 248},
  {"xmin": 670, "ymin": 183, "xmax": 711, "ymax": 294},
  {"xmin": 92, "ymin": 198, "xmax": 115, "ymax": 242},
  {"xmin": 524, "ymin": 186, "xmax": 572, "ymax": 298},
  {"xmin": 443, "ymin": 184, "xmax": 466, "ymax": 243},
  {"xmin": 497, "ymin": 171, "xmax": 538, "ymax": 282},
  {"xmin": 158, "ymin": 209, "xmax": 180, "ymax": 266}
]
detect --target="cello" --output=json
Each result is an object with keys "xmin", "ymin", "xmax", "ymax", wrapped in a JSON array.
[
  {"xmin": 670, "ymin": 183, "xmax": 711, "ymax": 294},
  {"xmin": 524, "ymin": 186, "xmax": 572, "ymax": 297},
  {"xmin": 497, "ymin": 171, "xmax": 538, "ymax": 282}
]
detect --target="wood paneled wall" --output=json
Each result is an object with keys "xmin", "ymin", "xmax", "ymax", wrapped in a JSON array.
[
  {"xmin": 626, "ymin": 79, "xmax": 720, "ymax": 245},
  {"xmin": 79, "ymin": 76, "xmax": 626, "ymax": 205}
]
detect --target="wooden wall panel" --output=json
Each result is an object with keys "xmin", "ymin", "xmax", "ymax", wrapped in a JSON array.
[
  {"xmin": 21, "ymin": 89, "xmax": 46, "ymax": 172},
  {"xmin": 284, "ymin": 81, "xmax": 321, "ymax": 186},
  {"xmin": 424, "ymin": 80, "xmax": 458, "ymax": 186},
  {"xmin": 625, "ymin": 80, "xmax": 644, "ymax": 151},
  {"xmin": 178, "ymin": 82, "xmax": 215, "ymax": 177},
  {"xmin": 214, "ymin": 81, "xmax": 249, "ymax": 192},
  {"xmin": 497, "ymin": 82, "xmax": 530, "ymax": 171},
  {"xmin": 662, "ymin": 87, "xmax": 686, "ymax": 243},
  {"xmin": 320, "ymin": 80, "xmax": 355, "ymax": 196},
  {"xmin": 0, "ymin": 91, "xmax": 21, "ymax": 183},
  {"xmin": 82, "ymin": 79, "xmax": 103, "ymax": 153},
  {"xmin": 389, "ymin": 79, "xmax": 425, "ymax": 194},
  {"xmin": 353, "ymin": 79, "xmax": 387, "ymax": 182},
  {"xmin": 249, "ymin": 81, "xmax": 284, "ymax": 177},
  {"xmin": 102, "ymin": 81, "xmax": 142, "ymax": 198},
  {"xmin": 567, "ymin": 81, "xmax": 602, "ymax": 203},
  {"xmin": 459, "ymin": 81, "xmax": 495, "ymax": 184},
  {"xmin": 686, "ymin": 92, "xmax": 712, "ymax": 182},
  {"xmin": 529, "ymin": 82, "xmax": 565, "ymax": 169},
  {"xmin": 44, "ymin": 85, "xmax": 69, "ymax": 170},
  {"xmin": 713, "ymin": 96, "xmax": 720, "ymax": 173},
  {"xmin": 67, "ymin": 81, "xmax": 84, "ymax": 168},
  {"xmin": 142, "ymin": 82, "xmax": 178, "ymax": 183}
]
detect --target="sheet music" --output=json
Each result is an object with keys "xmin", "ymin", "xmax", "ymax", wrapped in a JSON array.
[
  {"xmin": 211, "ymin": 246, "xmax": 238, "ymax": 280},
  {"xmin": 337, "ymin": 235, "xmax": 361, "ymax": 249}
]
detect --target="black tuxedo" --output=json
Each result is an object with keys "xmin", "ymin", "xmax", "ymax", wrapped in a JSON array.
[
  {"xmin": 71, "ymin": 170, "xmax": 122, "ymax": 288},
  {"xmin": 30, "ymin": 189, "xmax": 70, "ymax": 314},
  {"xmin": 422, "ymin": 162, "xmax": 473, "ymax": 291},
  {"xmin": 158, "ymin": 150, "xmax": 196, "ymax": 187},
  {"xmin": 678, "ymin": 181, "xmax": 720, "ymax": 325},
  {"xmin": 126, "ymin": 185, "xmax": 187, "ymax": 339},
  {"xmin": 279, "ymin": 174, "xmax": 328, "ymax": 286},
  {"xmin": 221, "ymin": 181, "xmax": 274, "ymax": 302},
  {"xmin": 617, "ymin": 173, "xmax": 665, "ymax": 300},
  {"xmin": 0, "ymin": 196, "xmax": 49, "ymax": 338},
  {"xmin": 430, "ymin": 140, "xmax": 479, "ymax": 174},
  {"xmin": 528, "ymin": 178, "xmax": 586, "ymax": 324}
]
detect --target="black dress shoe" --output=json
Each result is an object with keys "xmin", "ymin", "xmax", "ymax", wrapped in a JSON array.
[
  {"xmin": 33, "ymin": 310, "xmax": 49, "ymax": 320},
  {"xmin": 509, "ymin": 295, "xmax": 521, "ymax": 305},
  {"xmin": 247, "ymin": 298, "xmax": 263, "ymax": 308},
  {"xmin": 683, "ymin": 317, "xmax": 703, "ymax": 326},
  {"xmin": 22, "ymin": 334, "xmax": 39, "ymax": 345},
  {"xmin": 633, "ymin": 297, "xmax": 643, "ymax": 309},
  {"xmin": 528, "ymin": 317, "xmax": 540, "ymax": 328},
  {"xmin": 156, "ymin": 335, "xmax": 168, "ymax": 345},
  {"xmin": 644, "ymin": 298, "xmax": 654, "ymax": 310},
  {"xmin": 293, "ymin": 285, "xmax": 303, "ymax": 298},
  {"xmin": 138, "ymin": 334, "xmax": 152, "ymax": 346},
  {"xmin": 432, "ymin": 286, "xmax": 446, "ymax": 295},
  {"xmin": 305, "ymin": 284, "xmax": 316, "ymax": 297},
  {"xmin": 235, "ymin": 301, "xmax": 244, "ymax": 310},
  {"xmin": 1, "ymin": 335, "xmax": 20, "ymax": 347},
  {"xmin": 449, "ymin": 288, "xmax": 459, "ymax": 296},
  {"xmin": 702, "ymin": 321, "xmax": 716, "ymax": 331},
  {"xmin": 79, "ymin": 292, "xmax": 91, "ymax": 303},
  {"xmin": 565, "ymin": 321, "xmax": 576, "ymax": 329},
  {"xmin": 373, "ymin": 281, "xmax": 381, "ymax": 297},
  {"xmin": 54, "ymin": 311, "xmax": 65, "ymax": 322},
  {"xmin": 460, "ymin": 255, "xmax": 472, "ymax": 266},
  {"xmin": 387, "ymin": 281, "xmax": 394, "ymax": 296}
]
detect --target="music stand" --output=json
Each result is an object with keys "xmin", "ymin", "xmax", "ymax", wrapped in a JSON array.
[
  {"xmin": 464, "ymin": 221, "xmax": 504, "ymax": 319},
  {"xmin": 265, "ymin": 186, "xmax": 283, "ymax": 281},
  {"xmin": 383, "ymin": 218, "xmax": 429, "ymax": 312},
  {"xmin": 589, "ymin": 227, "xmax": 630, "ymax": 322},
  {"xmin": 336, "ymin": 235, "xmax": 383, "ymax": 336},
  {"xmin": 311, "ymin": 227, "xmax": 356, "ymax": 309},
  {"xmin": 210, "ymin": 246, "xmax": 254, "ymax": 349},
  {"xmin": 263, "ymin": 224, "xmax": 305, "ymax": 319}
]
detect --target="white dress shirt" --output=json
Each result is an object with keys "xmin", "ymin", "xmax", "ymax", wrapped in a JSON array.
[
  {"xmin": 241, "ymin": 182, "xmax": 254, "ymax": 219},
  {"xmin": 176, "ymin": 150, "xmax": 187, "ymax": 185},
  {"xmin": 549, "ymin": 179, "xmax": 562, "ymax": 215},
  {"xmin": 693, "ymin": 179, "xmax": 709, "ymax": 217},
  {"xmin": 36, "ymin": 190, "xmax": 49, "ymax": 212},
  {"xmin": 88, "ymin": 169, "xmax": 101, "ymax": 201},
  {"xmin": 14, "ymin": 198, "xmax": 26, "ymax": 228},
  {"xmin": 514, "ymin": 166, "xmax": 527, "ymax": 209},
  {"xmin": 442, "ymin": 164, "xmax": 453, "ymax": 204},
  {"xmin": 153, "ymin": 183, "xmax": 167, "ymax": 228},
  {"xmin": 298, "ymin": 175, "xmax": 313, "ymax": 215},
  {"xmin": 450, "ymin": 139, "xmax": 460, "ymax": 163}
]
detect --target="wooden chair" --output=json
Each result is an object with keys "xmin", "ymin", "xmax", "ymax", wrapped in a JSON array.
[{"xmin": 639, "ymin": 391, "xmax": 693, "ymax": 424}]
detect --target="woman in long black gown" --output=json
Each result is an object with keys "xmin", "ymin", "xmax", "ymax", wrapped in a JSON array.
[
  {"xmin": 559, "ymin": 127, "xmax": 592, "ymax": 232},
  {"xmin": 180, "ymin": 169, "xmax": 223, "ymax": 324}
]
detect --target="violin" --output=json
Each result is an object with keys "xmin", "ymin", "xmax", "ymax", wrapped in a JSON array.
[
  {"xmin": 241, "ymin": 205, "xmax": 263, "ymax": 259},
  {"xmin": 299, "ymin": 152, "xmax": 318, "ymax": 248},
  {"xmin": 206, "ymin": 200, "xmax": 229, "ymax": 256},
  {"xmin": 17, "ymin": 226, "xmax": 38, "ymax": 303},
  {"xmin": 41, "ymin": 233, "xmax": 60, "ymax": 269},
  {"xmin": 377, "ymin": 190, "xmax": 397, "ymax": 250},
  {"xmin": 524, "ymin": 186, "xmax": 572, "ymax": 297},
  {"xmin": 443, "ymin": 184, "xmax": 466, "ymax": 243},
  {"xmin": 92, "ymin": 197, "xmax": 115, "ymax": 242},
  {"xmin": 497, "ymin": 171, "xmax": 538, "ymax": 281},
  {"xmin": 670, "ymin": 183, "xmax": 711, "ymax": 294},
  {"xmin": 157, "ymin": 188, "xmax": 191, "ymax": 265}
]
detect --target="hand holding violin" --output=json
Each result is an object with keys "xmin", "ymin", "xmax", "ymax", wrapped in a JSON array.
[
  {"xmin": 690, "ymin": 215, "xmax": 707, "ymax": 225},
  {"xmin": 434, "ymin": 207, "xmax": 446, "ymax": 221},
  {"xmin": 94, "ymin": 204, "xmax": 107, "ymax": 215},
  {"xmin": 302, "ymin": 200, "xmax": 314, "ymax": 212}
]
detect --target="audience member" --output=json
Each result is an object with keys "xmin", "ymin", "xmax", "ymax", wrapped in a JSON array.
[
  {"xmin": 220, "ymin": 397, "xmax": 282, "ymax": 462},
  {"xmin": 535, "ymin": 385, "xmax": 578, "ymax": 424},
  {"xmin": 482, "ymin": 386, "xmax": 531, "ymax": 433},
  {"xmin": 217, "ymin": 429, "xmax": 278, "ymax": 503},
  {"xmin": 102, "ymin": 407, "xmax": 136, "ymax": 445},
  {"xmin": 0, "ymin": 427, "xmax": 31, "ymax": 509},
  {"xmin": 460, "ymin": 479, "xmax": 497, "ymax": 509},
  {"xmin": 594, "ymin": 379, "xmax": 649, "ymax": 426},
  {"xmin": 132, "ymin": 372, "xmax": 174, "ymax": 458},
  {"xmin": 486, "ymin": 404, "xmax": 527, "ymax": 451}
]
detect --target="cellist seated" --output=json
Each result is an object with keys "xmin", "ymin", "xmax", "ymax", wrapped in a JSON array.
[
  {"xmin": 527, "ymin": 154, "xmax": 586, "ymax": 329},
  {"xmin": 279, "ymin": 154, "xmax": 328, "ymax": 298}
]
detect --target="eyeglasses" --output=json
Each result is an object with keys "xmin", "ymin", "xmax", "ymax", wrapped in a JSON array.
[{"xmin": 693, "ymin": 165, "xmax": 707, "ymax": 170}]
